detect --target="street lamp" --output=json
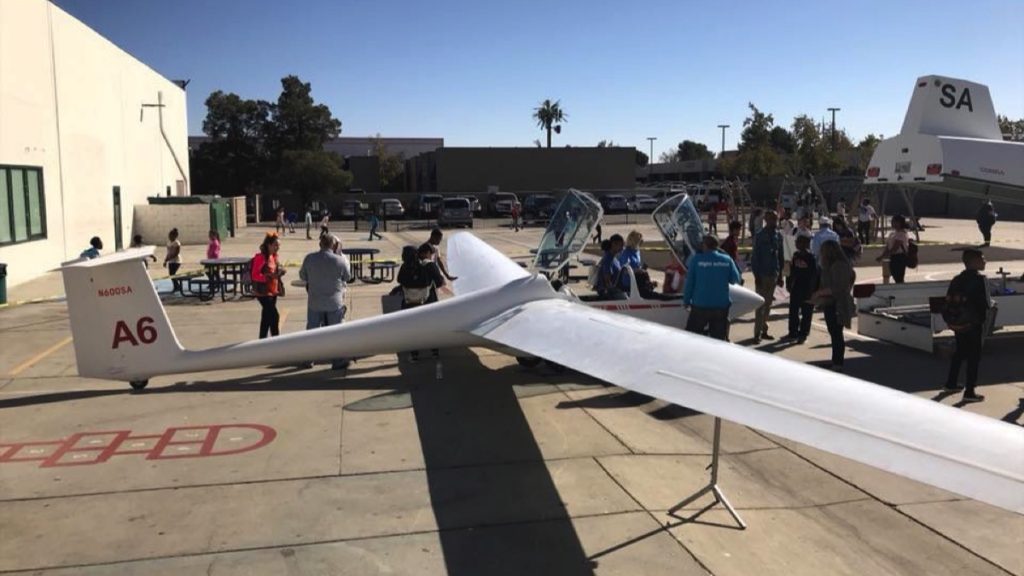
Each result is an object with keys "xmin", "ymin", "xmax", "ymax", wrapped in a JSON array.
[
  {"xmin": 717, "ymin": 124, "xmax": 729, "ymax": 157},
  {"xmin": 646, "ymin": 136, "xmax": 657, "ymax": 182},
  {"xmin": 827, "ymin": 107, "xmax": 841, "ymax": 151}
]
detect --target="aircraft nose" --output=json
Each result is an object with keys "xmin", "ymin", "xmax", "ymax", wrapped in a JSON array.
[{"xmin": 729, "ymin": 285, "xmax": 765, "ymax": 319}]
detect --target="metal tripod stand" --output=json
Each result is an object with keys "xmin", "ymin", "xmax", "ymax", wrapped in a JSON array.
[{"xmin": 667, "ymin": 417, "xmax": 746, "ymax": 529}]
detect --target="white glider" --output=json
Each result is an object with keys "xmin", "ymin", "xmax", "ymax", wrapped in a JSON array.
[{"xmin": 57, "ymin": 226, "xmax": 1024, "ymax": 514}]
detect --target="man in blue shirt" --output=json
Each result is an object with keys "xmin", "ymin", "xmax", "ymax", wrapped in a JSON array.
[
  {"xmin": 594, "ymin": 234, "xmax": 626, "ymax": 300},
  {"xmin": 750, "ymin": 210, "xmax": 785, "ymax": 342},
  {"xmin": 683, "ymin": 235, "xmax": 741, "ymax": 341},
  {"xmin": 811, "ymin": 216, "xmax": 840, "ymax": 261},
  {"xmin": 80, "ymin": 236, "xmax": 103, "ymax": 259}
]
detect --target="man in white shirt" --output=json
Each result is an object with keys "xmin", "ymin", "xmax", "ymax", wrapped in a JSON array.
[
  {"xmin": 857, "ymin": 199, "xmax": 877, "ymax": 244},
  {"xmin": 299, "ymin": 234, "xmax": 352, "ymax": 369}
]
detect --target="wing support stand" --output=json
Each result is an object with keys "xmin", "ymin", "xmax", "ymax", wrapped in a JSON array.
[{"xmin": 667, "ymin": 417, "xmax": 747, "ymax": 529}]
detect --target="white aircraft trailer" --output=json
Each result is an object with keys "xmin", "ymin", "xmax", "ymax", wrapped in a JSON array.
[
  {"xmin": 864, "ymin": 74, "xmax": 1024, "ymax": 205},
  {"xmin": 859, "ymin": 75, "xmax": 1024, "ymax": 349},
  {"xmin": 58, "ymin": 197, "xmax": 1024, "ymax": 515}
]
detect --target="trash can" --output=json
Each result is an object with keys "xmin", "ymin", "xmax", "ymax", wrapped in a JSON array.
[{"xmin": 0, "ymin": 263, "xmax": 7, "ymax": 305}]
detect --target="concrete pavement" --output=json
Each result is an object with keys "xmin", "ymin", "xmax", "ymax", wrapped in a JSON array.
[{"xmin": 0, "ymin": 216, "xmax": 1021, "ymax": 575}]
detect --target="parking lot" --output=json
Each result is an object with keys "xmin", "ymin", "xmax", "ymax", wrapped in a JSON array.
[{"xmin": 0, "ymin": 218, "xmax": 1022, "ymax": 575}]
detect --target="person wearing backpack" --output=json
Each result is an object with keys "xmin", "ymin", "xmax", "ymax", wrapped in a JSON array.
[
  {"xmin": 877, "ymin": 214, "xmax": 911, "ymax": 283},
  {"xmin": 397, "ymin": 244, "xmax": 445, "ymax": 361},
  {"xmin": 976, "ymin": 201, "xmax": 997, "ymax": 247},
  {"xmin": 943, "ymin": 249, "xmax": 992, "ymax": 403}
]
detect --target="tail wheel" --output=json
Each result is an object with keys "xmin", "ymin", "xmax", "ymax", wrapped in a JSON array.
[
  {"xmin": 129, "ymin": 380, "xmax": 149, "ymax": 391},
  {"xmin": 516, "ymin": 356, "xmax": 543, "ymax": 368}
]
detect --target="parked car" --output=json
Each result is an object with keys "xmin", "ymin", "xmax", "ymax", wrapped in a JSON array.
[
  {"xmin": 438, "ymin": 197, "xmax": 474, "ymax": 228},
  {"xmin": 489, "ymin": 192, "xmax": 519, "ymax": 216},
  {"xmin": 629, "ymin": 194, "xmax": 659, "ymax": 212},
  {"xmin": 415, "ymin": 194, "xmax": 444, "ymax": 218},
  {"xmin": 341, "ymin": 199, "xmax": 369, "ymax": 220},
  {"xmin": 378, "ymin": 198, "xmax": 405, "ymax": 219},
  {"xmin": 522, "ymin": 194, "xmax": 557, "ymax": 224},
  {"xmin": 459, "ymin": 195, "xmax": 483, "ymax": 215},
  {"xmin": 600, "ymin": 194, "xmax": 629, "ymax": 214}
]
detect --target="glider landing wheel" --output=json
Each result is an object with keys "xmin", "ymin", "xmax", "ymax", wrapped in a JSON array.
[
  {"xmin": 129, "ymin": 380, "xmax": 149, "ymax": 391},
  {"xmin": 545, "ymin": 360, "xmax": 566, "ymax": 373},
  {"xmin": 516, "ymin": 356, "xmax": 543, "ymax": 368}
]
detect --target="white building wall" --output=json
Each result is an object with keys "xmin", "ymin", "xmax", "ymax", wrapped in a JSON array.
[{"xmin": 0, "ymin": 0, "xmax": 189, "ymax": 287}]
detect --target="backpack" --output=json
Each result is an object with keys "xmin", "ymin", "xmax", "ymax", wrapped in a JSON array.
[
  {"xmin": 906, "ymin": 240, "xmax": 919, "ymax": 269},
  {"xmin": 942, "ymin": 275, "xmax": 978, "ymax": 331}
]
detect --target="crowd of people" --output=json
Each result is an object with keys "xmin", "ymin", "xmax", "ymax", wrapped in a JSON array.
[{"xmin": 72, "ymin": 194, "xmax": 1000, "ymax": 401}]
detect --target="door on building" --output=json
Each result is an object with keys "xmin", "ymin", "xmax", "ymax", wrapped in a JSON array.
[{"xmin": 112, "ymin": 186, "xmax": 123, "ymax": 250}]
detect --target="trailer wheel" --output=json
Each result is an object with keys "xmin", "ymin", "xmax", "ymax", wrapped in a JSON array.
[{"xmin": 129, "ymin": 380, "xmax": 149, "ymax": 391}]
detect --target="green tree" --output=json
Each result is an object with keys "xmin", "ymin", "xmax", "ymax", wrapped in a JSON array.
[
  {"xmin": 266, "ymin": 76, "xmax": 342, "ymax": 154},
  {"xmin": 675, "ymin": 140, "xmax": 715, "ymax": 161},
  {"xmin": 635, "ymin": 149, "xmax": 649, "ymax": 167},
  {"xmin": 769, "ymin": 126, "xmax": 796, "ymax": 154},
  {"xmin": 191, "ymin": 91, "xmax": 271, "ymax": 195},
  {"xmin": 731, "ymin": 103, "xmax": 786, "ymax": 179},
  {"xmin": 998, "ymin": 115, "xmax": 1024, "ymax": 141},
  {"xmin": 533, "ymin": 99, "xmax": 567, "ymax": 148},
  {"xmin": 737, "ymin": 103, "xmax": 774, "ymax": 152},
  {"xmin": 274, "ymin": 150, "xmax": 352, "ymax": 207},
  {"xmin": 371, "ymin": 134, "xmax": 405, "ymax": 191},
  {"xmin": 856, "ymin": 134, "xmax": 882, "ymax": 171}
]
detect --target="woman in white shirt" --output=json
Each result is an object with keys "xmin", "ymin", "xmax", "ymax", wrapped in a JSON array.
[{"xmin": 877, "ymin": 215, "xmax": 910, "ymax": 283}]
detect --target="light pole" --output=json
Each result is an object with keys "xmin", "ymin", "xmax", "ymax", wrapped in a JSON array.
[
  {"xmin": 646, "ymin": 136, "xmax": 657, "ymax": 182},
  {"xmin": 827, "ymin": 107, "xmax": 840, "ymax": 151},
  {"xmin": 717, "ymin": 124, "xmax": 729, "ymax": 157}
]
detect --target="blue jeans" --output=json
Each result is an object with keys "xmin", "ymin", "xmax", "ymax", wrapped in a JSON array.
[{"xmin": 306, "ymin": 307, "xmax": 348, "ymax": 368}]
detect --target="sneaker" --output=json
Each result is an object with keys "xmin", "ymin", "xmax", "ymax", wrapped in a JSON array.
[
  {"xmin": 761, "ymin": 334, "xmax": 775, "ymax": 341},
  {"xmin": 962, "ymin": 393, "xmax": 985, "ymax": 403},
  {"xmin": 943, "ymin": 383, "xmax": 965, "ymax": 392},
  {"xmin": 796, "ymin": 338, "xmax": 807, "ymax": 344}
]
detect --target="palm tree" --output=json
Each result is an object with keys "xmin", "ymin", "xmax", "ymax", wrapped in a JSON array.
[{"xmin": 533, "ymin": 99, "xmax": 567, "ymax": 148}]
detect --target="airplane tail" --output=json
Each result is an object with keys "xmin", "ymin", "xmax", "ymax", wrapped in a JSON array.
[
  {"xmin": 60, "ymin": 248, "xmax": 184, "ymax": 382},
  {"xmin": 900, "ymin": 75, "xmax": 1001, "ymax": 139}
]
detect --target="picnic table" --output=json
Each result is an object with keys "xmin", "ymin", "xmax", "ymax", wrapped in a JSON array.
[
  {"xmin": 198, "ymin": 257, "xmax": 253, "ymax": 300},
  {"xmin": 341, "ymin": 248, "xmax": 380, "ymax": 282}
]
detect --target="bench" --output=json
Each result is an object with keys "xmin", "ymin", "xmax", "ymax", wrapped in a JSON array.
[{"xmin": 368, "ymin": 261, "xmax": 399, "ymax": 283}]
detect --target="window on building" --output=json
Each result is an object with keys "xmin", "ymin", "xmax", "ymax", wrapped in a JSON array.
[{"xmin": 0, "ymin": 166, "xmax": 46, "ymax": 246}]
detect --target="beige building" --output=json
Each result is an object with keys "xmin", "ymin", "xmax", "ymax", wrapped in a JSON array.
[{"xmin": 0, "ymin": 0, "xmax": 189, "ymax": 287}]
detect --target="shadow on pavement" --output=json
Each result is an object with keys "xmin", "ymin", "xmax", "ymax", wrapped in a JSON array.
[{"xmin": 403, "ymin": 347, "xmax": 595, "ymax": 575}]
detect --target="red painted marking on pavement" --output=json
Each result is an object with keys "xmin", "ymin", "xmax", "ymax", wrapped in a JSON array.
[{"xmin": 0, "ymin": 424, "xmax": 276, "ymax": 468}]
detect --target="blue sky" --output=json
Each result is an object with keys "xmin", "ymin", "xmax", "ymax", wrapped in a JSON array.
[{"xmin": 56, "ymin": 0, "xmax": 1023, "ymax": 158}]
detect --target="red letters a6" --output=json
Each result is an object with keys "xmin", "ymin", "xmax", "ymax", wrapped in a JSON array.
[{"xmin": 112, "ymin": 317, "xmax": 157, "ymax": 349}]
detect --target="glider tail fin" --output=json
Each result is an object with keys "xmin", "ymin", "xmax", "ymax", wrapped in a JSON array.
[
  {"xmin": 60, "ymin": 249, "xmax": 183, "ymax": 382},
  {"xmin": 901, "ymin": 75, "xmax": 1001, "ymax": 139}
]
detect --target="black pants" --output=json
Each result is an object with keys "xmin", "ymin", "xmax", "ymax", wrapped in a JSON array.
[
  {"xmin": 857, "ymin": 221, "xmax": 871, "ymax": 244},
  {"xmin": 947, "ymin": 327, "xmax": 983, "ymax": 393},
  {"xmin": 979, "ymin": 225, "xmax": 992, "ymax": 244},
  {"xmin": 257, "ymin": 296, "xmax": 280, "ymax": 339},
  {"xmin": 401, "ymin": 300, "xmax": 439, "ymax": 358},
  {"xmin": 787, "ymin": 297, "xmax": 813, "ymax": 339},
  {"xmin": 685, "ymin": 306, "xmax": 731, "ymax": 341},
  {"xmin": 822, "ymin": 304, "xmax": 845, "ymax": 366},
  {"xmin": 889, "ymin": 253, "xmax": 908, "ymax": 284}
]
